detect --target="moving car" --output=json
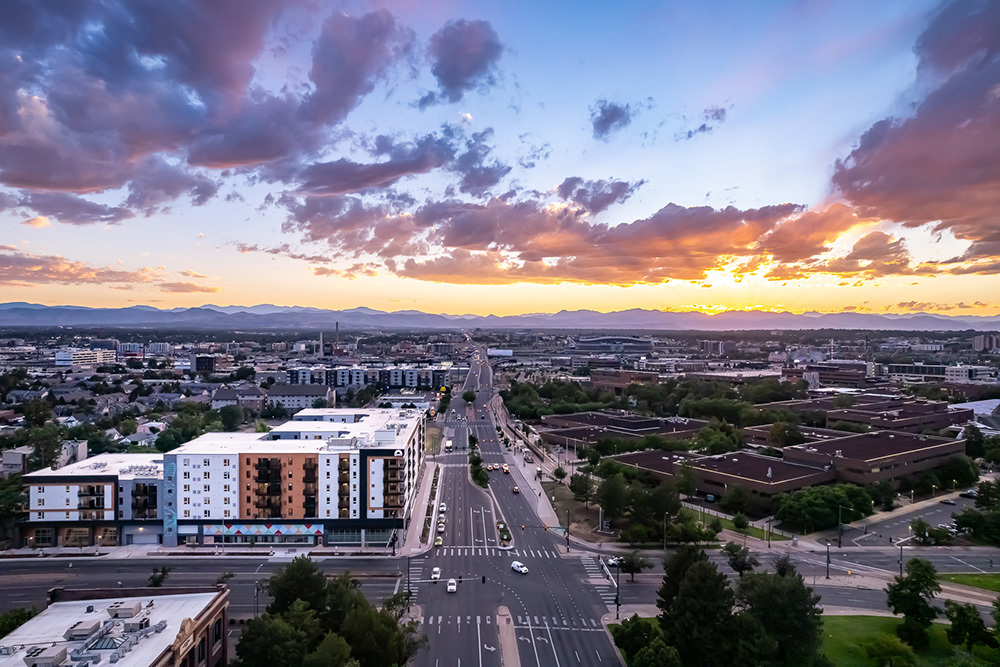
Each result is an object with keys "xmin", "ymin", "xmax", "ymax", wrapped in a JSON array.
[
  {"xmin": 431, "ymin": 567, "xmax": 441, "ymax": 581},
  {"xmin": 438, "ymin": 513, "xmax": 447, "ymax": 523},
  {"xmin": 960, "ymin": 489, "xmax": 979, "ymax": 499},
  {"xmin": 606, "ymin": 556, "xmax": 623, "ymax": 566},
  {"xmin": 440, "ymin": 503, "xmax": 447, "ymax": 512},
  {"xmin": 513, "ymin": 486, "xmax": 520, "ymax": 494},
  {"xmin": 502, "ymin": 464, "xmax": 510, "ymax": 474},
  {"xmin": 940, "ymin": 498, "xmax": 957, "ymax": 505},
  {"xmin": 437, "ymin": 522, "xmax": 446, "ymax": 533},
  {"xmin": 434, "ymin": 536, "xmax": 443, "ymax": 547},
  {"xmin": 511, "ymin": 561, "xmax": 529, "ymax": 574},
  {"xmin": 447, "ymin": 578, "xmax": 458, "ymax": 593}
]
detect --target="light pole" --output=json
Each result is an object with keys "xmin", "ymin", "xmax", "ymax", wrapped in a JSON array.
[
  {"xmin": 614, "ymin": 563, "xmax": 621, "ymax": 619},
  {"xmin": 837, "ymin": 505, "xmax": 851, "ymax": 548},
  {"xmin": 766, "ymin": 517, "xmax": 772, "ymax": 548},
  {"xmin": 825, "ymin": 541, "xmax": 831, "ymax": 579},
  {"xmin": 898, "ymin": 541, "xmax": 904, "ymax": 576}
]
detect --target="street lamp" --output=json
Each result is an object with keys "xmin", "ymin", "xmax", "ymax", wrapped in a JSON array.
[
  {"xmin": 932, "ymin": 484, "xmax": 937, "ymax": 498},
  {"xmin": 614, "ymin": 563, "xmax": 621, "ymax": 619},
  {"xmin": 825, "ymin": 541, "xmax": 831, "ymax": 579},
  {"xmin": 898, "ymin": 540, "xmax": 904, "ymax": 576},
  {"xmin": 766, "ymin": 517, "xmax": 772, "ymax": 549}
]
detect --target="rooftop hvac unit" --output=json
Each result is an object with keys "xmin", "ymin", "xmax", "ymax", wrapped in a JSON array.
[{"xmin": 64, "ymin": 620, "xmax": 101, "ymax": 641}]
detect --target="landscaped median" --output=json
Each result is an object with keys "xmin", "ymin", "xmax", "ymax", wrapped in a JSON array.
[
  {"xmin": 940, "ymin": 573, "xmax": 1000, "ymax": 593},
  {"xmin": 496, "ymin": 521, "xmax": 512, "ymax": 546}
]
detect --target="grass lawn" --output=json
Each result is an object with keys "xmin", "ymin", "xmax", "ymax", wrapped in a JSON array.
[
  {"xmin": 679, "ymin": 507, "xmax": 790, "ymax": 542},
  {"xmin": 940, "ymin": 572, "xmax": 1000, "ymax": 593},
  {"xmin": 541, "ymin": 481, "xmax": 617, "ymax": 542},
  {"xmin": 822, "ymin": 616, "xmax": 998, "ymax": 666}
]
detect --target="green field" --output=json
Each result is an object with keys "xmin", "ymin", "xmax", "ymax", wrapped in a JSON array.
[
  {"xmin": 940, "ymin": 572, "xmax": 1000, "ymax": 593},
  {"xmin": 822, "ymin": 616, "xmax": 998, "ymax": 666},
  {"xmin": 680, "ymin": 507, "xmax": 790, "ymax": 542}
]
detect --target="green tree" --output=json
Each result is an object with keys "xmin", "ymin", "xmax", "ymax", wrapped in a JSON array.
[
  {"xmin": 944, "ymin": 599, "xmax": 997, "ymax": 653},
  {"xmin": 23, "ymin": 400, "xmax": 51, "ymax": 427},
  {"xmin": 885, "ymin": 558, "xmax": 940, "ymax": 648},
  {"xmin": 732, "ymin": 513, "xmax": 750, "ymax": 532},
  {"xmin": 721, "ymin": 541, "xmax": 759, "ymax": 577},
  {"xmin": 304, "ymin": 633, "xmax": 357, "ymax": 667},
  {"xmin": 568, "ymin": 473, "xmax": 593, "ymax": 505},
  {"xmin": 235, "ymin": 366, "xmax": 256, "ymax": 381},
  {"xmin": 735, "ymin": 569, "xmax": 824, "ymax": 666},
  {"xmin": 553, "ymin": 466, "xmax": 567, "ymax": 481},
  {"xmin": 675, "ymin": 461, "xmax": 696, "ymax": 497},
  {"xmin": 632, "ymin": 637, "xmax": 681, "ymax": 667},
  {"xmin": 0, "ymin": 607, "xmax": 37, "ymax": 636},
  {"xmin": 236, "ymin": 614, "xmax": 310, "ymax": 667},
  {"xmin": 720, "ymin": 485, "xmax": 752, "ymax": 514},
  {"xmin": 267, "ymin": 556, "xmax": 329, "ymax": 616},
  {"xmin": 612, "ymin": 614, "xmax": 663, "ymax": 663},
  {"xmin": 597, "ymin": 473, "xmax": 629, "ymax": 521},
  {"xmin": 313, "ymin": 397, "xmax": 330, "ymax": 409},
  {"xmin": 147, "ymin": 566, "xmax": 170, "ymax": 587},
  {"xmin": 282, "ymin": 599, "xmax": 325, "ymax": 649},
  {"xmin": 657, "ymin": 546, "xmax": 709, "ymax": 621},
  {"xmin": 462, "ymin": 390, "xmax": 477, "ymax": 403},
  {"xmin": 863, "ymin": 634, "xmax": 916, "ymax": 667},
  {"xmin": 620, "ymin": 549, "xmax": 653, "ymax": 582},
  {"xmin": 219, "ymin": 405, "xmax": 244, "ymax": 431},
  {"xmin": 964, "ymin": 424, "xmax": 986, "ymax": 458},
  {"xmin": 0, "ymin": 475, "xmax": 26, "ymax": 541},
  {"xmin": 663, "ymin": 560, "xmax": 735, "ymax": 666},
  {"xmin": 770, "ymin": 420, "xmax": 806, "ymax": 447}
]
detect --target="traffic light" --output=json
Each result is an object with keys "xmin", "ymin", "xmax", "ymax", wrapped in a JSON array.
[{"xmin": 543, "ymin": 525, "xmax": 548, "ymax": 531}]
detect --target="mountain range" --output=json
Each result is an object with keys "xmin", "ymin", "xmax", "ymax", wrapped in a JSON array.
[{"xmin": 1, "ymin": 302, "xmax": 1000, "ymax": 331}]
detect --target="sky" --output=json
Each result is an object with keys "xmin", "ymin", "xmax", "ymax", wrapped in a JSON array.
[{"xmin": 1, "ymin": 0, "xmax": 1000, "ymax": 317}]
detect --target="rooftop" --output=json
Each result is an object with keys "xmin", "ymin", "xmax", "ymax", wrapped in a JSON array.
[
  {"xmin": 23, "ymin": 454, "xmax": 163, "ymax": 481},
  {"xmin": 690, "ymin": 452, "xmax": 832, "ymax": 485},
  {"xmin": 787, "ymin": 431, "xmax": 961, "ymax": 462},
  {"xmin": 0, "ymin": 592, "xmax": 219, "ymax": 667}
]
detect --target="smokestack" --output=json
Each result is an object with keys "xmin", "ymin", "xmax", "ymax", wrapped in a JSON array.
[{"xmin": 336, "ymin": 322, "xmax": 340, "ymax": 350}]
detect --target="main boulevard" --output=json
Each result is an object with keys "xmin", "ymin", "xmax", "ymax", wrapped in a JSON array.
[{"xmin": 5, "ymin": 350, "xmax": 1000, "ymax": 664}]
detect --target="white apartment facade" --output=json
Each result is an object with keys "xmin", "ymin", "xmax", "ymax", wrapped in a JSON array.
[{"xmin": 54, "ymin": 348, "xmax": 117, "ymax": 367}]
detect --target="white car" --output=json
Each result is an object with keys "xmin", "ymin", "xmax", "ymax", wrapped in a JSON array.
[
  {"xmin": 606, "ymin": 556, "xmax": 623, "ymax": 567},
  {"xmin": 447, "ymin": 578, "xmax": 458, "ymax": 593},
  {"xmin": 431, "ymin": 567, "xmax": 441, "ymax": 581},
  {"xmin": 437, "ymin": 522, "xmax": 446, "ymax": 533},
  {"xmin": 439, "ymin": 503, "xmax": 447, "ymax": 513},
  {"xmin": 511, "ymin": 561, "xmax": 529, "ymax": 574},
  {"xmin": 438, "ymin": 513, "xmax": 447, "ymax": 523}
]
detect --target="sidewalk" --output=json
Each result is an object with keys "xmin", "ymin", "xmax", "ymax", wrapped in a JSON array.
[{"xmin": 398, "ymin": 461, "xmax": 440, "ymax": 557}]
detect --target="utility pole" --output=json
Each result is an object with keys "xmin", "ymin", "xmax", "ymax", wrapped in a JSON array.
[
  {"xmin": 615, "ymin": 563, "xmax": 621, "ymax": 619},
  {"xmin": 825, "ymin": 541, "xmax": 831, "ymax": 579}
]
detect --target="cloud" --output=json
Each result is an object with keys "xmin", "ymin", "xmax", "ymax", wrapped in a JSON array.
[
  {"xmin": 0, "ymin": 248, "xmax": 161, "ymax": 286},
  {"xmin": 676, "ymin": 105, "xmax": 730, "ymax": 141},
  {"xmin": 125, "ymin": 157, "xmax": 219, "ymax": 213},
  {"xmin": 158, "ymin": 281, "xmax": 221, "ymax": 293},
  {"xmin": 556, "ymin": 177, "xmax": 645, "ymax": 214},
  {"xmin": 16, "ymin": 192, "xmax": 134, "ymax": 225},
  {"xmin": 21, "ymin": 216, "xmax": 51, "ymax": 228},
  {"xmin": 312, "ymin": 262, "xmax": 378, "ymax": 279},
  {"xmin": 179, "ymin": 270, "xmax": 208, "ymax": 279},
  {"xmin": 755, "ymin": 204, "xmax": 866, "ymax": 262},
  {"xmin": 297, "ymin": 134, "xmax": 452, "ymax": 196},
  {"xmin": 419, "ymin": 19, "xmax": 503, "ymax": 108},
  {"xmin": 832, "ymin": 0, "xmax": 1000, "ymax": 260},
  {"xmin": 447, "ymin": 128, "xmax": 512, "ymax": 196},
  {"xmin": 590, "ymin": 100, "xmax": 633, "ymax": 140}
]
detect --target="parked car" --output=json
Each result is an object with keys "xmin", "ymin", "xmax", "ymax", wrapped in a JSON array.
[
  {"xmin": 960, "ymin": 489, "xmax": 979, "ymax": 499},
  {"xmin": 431, "ymin": 567, "xmax": 441, "ymax": 581},
  {"xmin": 434, "ymin": 536, "xmax": 443, "ymax": 547},
  {"xmin": 447, "ymin": 578, "xmax": 458, "ymax": 593},
  {"xmin": 511, "ymin": 561, "xmax": 529, "ymax": 574},
  {"xmin": 437, "ymin": 522, "xmax": 446, "ymax": 533},
  {"xmin": 440, "ymin": 503, "xmax": 447, "ymax": 512},
  {"xmin": 940, "ymin": 498, "xmax": 957, "ymax": 505}
]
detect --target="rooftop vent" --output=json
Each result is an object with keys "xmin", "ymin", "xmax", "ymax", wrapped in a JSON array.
[{"xmin": 64, "ymin": 619, "xmax": 100, "ymax": 641}]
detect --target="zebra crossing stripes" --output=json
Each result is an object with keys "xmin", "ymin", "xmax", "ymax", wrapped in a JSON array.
[
  {"xmin": 420, "ymin": 614, "xmax": 494, "ymax": 625},
  {"xmin": 435, "ymin": 546, "xmax": 559, "ymax": 558}
]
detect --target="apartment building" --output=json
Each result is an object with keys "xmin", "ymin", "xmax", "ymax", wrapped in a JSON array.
[
  {"xmin": 23, "ymin": 454, "xmax": 164, "ymax": 548},
  {"xmin": 54, "ymin": 348, "xmax": 117, "ymax": 367},
  {"xmin": 266, "ymin": 384, "xmax": 333, "ymax": 410},
  {"xmin": 161, "ymin": 408, "xmax": 424, "ymax": 547}
]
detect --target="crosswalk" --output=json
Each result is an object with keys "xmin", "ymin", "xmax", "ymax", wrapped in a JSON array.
[
  {"xmin": 434, "ymin": 546, "xmax": 561, "ymax": 558},
  {"xmin": 417, "ymin": 614, "xmax": 602, "ymax": 631},
  {"xmin": 407, "ymin": 555, "xmax": 427, "ymax": 596},
  {"xmin": 580, "ymin": 556, "xmax": 618, "ymax": 606}
]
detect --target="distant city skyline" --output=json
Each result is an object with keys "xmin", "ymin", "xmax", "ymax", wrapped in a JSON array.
[{"xmin": 1, "ymin": 0, "xmax": 998, "ymax": 317}]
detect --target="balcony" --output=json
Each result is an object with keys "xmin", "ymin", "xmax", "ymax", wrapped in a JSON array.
[
  {"xmin": 254, "ymin": 498, "xmax": 281, "ymax": 510},
  {"xmin": 338, "ymin": 496, "xmax": 351, "ymax": 510},
  {"xmin": 78, "ymin": 499, "xmax": 105, "ymax": 510},
  {"xmin": 338, "ymin": 460, "xmax": 350, "ymax": 472},
  {"xmin": 77, "ymin": 486, "xmax": 103, "ymax": 497},
  {"xmin": 255, "ymin": 483, "xmax": 282, "ymax": 496},
  {"xmin": 338, "ymin": 472, "xmax": 350, "ymax": 484},
  {"xmin": 303, "ymin": 471, "xmax": 318, "ymax": 484}
]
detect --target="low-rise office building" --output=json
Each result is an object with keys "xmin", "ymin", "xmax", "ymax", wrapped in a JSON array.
[
  {"xmin": 0, "ymin": 588, "xmax": 229, "ymax": 667},
  {"xmin": 54, "ymin": 348, "xmax": 117, "ymax": 368}
]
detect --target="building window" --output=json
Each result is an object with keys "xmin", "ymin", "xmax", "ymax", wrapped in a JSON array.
[
  {"xmin": 326, "ymin": 510, "xmax": 330, "ymax": 517},
  {"xmin": 184, "ymin": 510, "xmax": 190, "ymax": 518},
  {"xmin": 204, "ymin": 484, "xmax": 210, "ymax": 492},
  {"xmin": 224, "ymin": 485, "xmax": 230, "ymax": 493},
  {"xmin": 37, "ymin": 486, "xmax": 43, "ymax": 493},
  {"xmin": 223, "ymin": 459, "xmax": 230, "ymax": 467},
  {"xmin": 65, "ymin": 511, "xmax": 70, "ymax": 518},
  {"xmin": 288, "ymin": 484, "xmax": 293, "ymax": 491},
  {"xmin": 36, "ymin": 512, "xmax": 43, "ymax": 519},
  {"xmin": 203, "ymin": 459, "xmax": 210, "ymax": 467},
  {"xmin": 204, "ymin": 471, "xmax": 210, "ymax": 479},
  {"xmin": 183, "ymin": 472, "xmax": 190, "ymax": 480},
  {"xmin": 37, "ymin": 499, "xmax": 44, "ymax": 507},
  {"xmin": 224, "ymin": 510, "xmax": 231, "ymax": 518},
  {"xmin": 184, "ymin": 497, "xmax": 190, "ymax": 504},
  {"xmin": 224, "ymin": 471, "xmax": 230, "ymax": 479},
  {"xmin": 184, "ymin": 484, "xmax": 190, "ymax": 492}
]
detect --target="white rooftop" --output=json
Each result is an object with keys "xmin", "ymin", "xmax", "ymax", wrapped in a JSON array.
[
  {"xmin": 0, "ymin": 592, "xmax": 219, "ymax": 667},
  {"xmin": 23, "ymin": 454, "xmax": 163, "ymax": 481}
]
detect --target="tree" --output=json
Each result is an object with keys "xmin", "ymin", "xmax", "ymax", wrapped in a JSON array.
[
  {"xmin": 657, "ymin": 546, "xmax": 709, "ymax": 621},
  {"xmin": 148, "ymin": 566, "xmax": 170, "ymax": 587},
  {"xmin": 23, "ymin": 400, "xmax": 52, "ymax": 427},
  {"xmin": 612, "ymin": 614, "xmax": 663, "ymax": 663},
  {"xmin": 219, "ymin": 405, "xmax": 244, "ymax": 431},
  {"xmin": 909, "ymin": 518, "xmax": 932, "ymax": 544},
  {"xmin": 235, "ymin": 366, "xmax": 256, "ymax": 381},
  {"xmin": 674, "ymin": 461, "xmax": 696, "ymax": 497},
  {"xmin": 885, "ymin": 558, "xmax": 940, "ymax": 648},
  {"xmin": 732, "ymin": 512, "xmax": 749, "ymax": 532},
  {"xmin": 313, "ymin": 397, "xmax": 330, "ymax": 409},
  {"xmin": 267, "ymin": 556, "xmax": 329, "ymax": 616},
  {"xmin": 720, "ymin": 485, "xmax": 752, "ymax": 515},
  {"xmin": 863, "ymin": 634, "xmax": 916, "ymax": 667},
  {"xmin": 964, "ymin": 424, "xmax": 986, "ymax": 458},
  {"xmin": 553, "ymin": 466, "xmax": 567, "ymax": 481},
  {"xmin": 620, "ymin": 549, "xmax": 652, "ymax": 582},
  {"xmin": 663, "ymin": 560, "xmax": 735, "ymax": 666},
  {"xmin": 462, "ymin": 390, "xmax": 477, "ymax": 403},
  {"xmin": 569, "ymin": 473, "xmax": 593, "ymax": 504},
  {"xmin": 0, "ymin": 475, "xmax": 26, "ymax": 541},
  {"xmin": 632, "ymin": 637, "xmax": 681, "ymax": 667},
  {"xmin": 597, "ymin": 473, "xmax": 628, "ymax": 520},
  {"xmin": 236, "ymin": 614, "xmax": 310, "ymax": 667},
  {"xmin": 770, "ymin": 421, "xmax": 806, "ymax": 447},
  {"xmin": 722, "ymin": 542, "xmax": 759, "ymax": 577},
  {"xmin": 0, "ymin": 608, "xmax": 37, "ymax": 636},
  {"xmin": 304, "ymin": 633, "xmax": 357, "ymax": 667},
  {"xmin": 735, "ymin": 570, "xmax": 824, "ymax": 666},
  {"xmin": 944, "ymin": 599, "xmax": 997, "ymax": 653}
]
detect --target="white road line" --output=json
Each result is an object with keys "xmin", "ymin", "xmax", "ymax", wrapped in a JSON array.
[
  {"xmin": 477, "ymin": 618, "xmax": 483, "ymax": 667},
  {"xmin": 526, "ymin": 615, "xmax": 542, "ymax": 667},
  {"xmin": 545, "ymin": 619, "xmax": 561, "ymax": 667}
]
